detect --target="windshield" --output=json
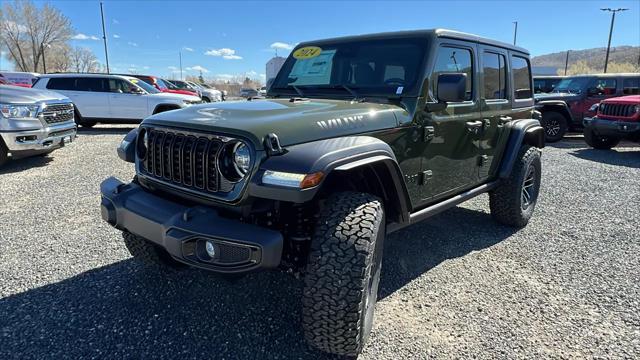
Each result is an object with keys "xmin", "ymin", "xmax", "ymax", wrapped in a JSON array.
[
  {"xmin": 128, "ymin": 78, "xmax": 159, "ymax": 94},
  {"xmin": 271, "ymin": 37, "xmax": 427, "ymax": 98},
  {"xmin": 553, "ymin": 77, "xmax": 591, "ymax": 94},
  {"xmin": 169, "ymin": 80, "xmax": 188, "ymax": 89},
  {"xmin": 160, "ymin": 78, "xmax": 180, "ymax": 90}
]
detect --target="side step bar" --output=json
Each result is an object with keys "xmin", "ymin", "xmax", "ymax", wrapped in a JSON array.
[{"xmin": 387, "ymin": 181, "xmax": 498, "ymax": 233}]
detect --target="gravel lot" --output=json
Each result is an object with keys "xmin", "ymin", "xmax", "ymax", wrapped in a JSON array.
[{"xmin": 1, "ymin": 127, "xmax": 639, "ymax": 359}]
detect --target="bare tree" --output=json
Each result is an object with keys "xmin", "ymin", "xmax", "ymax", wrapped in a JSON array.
[
  {"xmin": 0, "ymin": 0, "xmax": 72, "ymax": 72},
  {"xmin": 69, "ymin": 47, "xmax": 100, "ymax": 73}
]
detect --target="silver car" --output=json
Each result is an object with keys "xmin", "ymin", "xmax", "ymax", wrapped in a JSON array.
[{"xmin": 0, "ymin": 84, "xmax": 77, "ymax": 166}]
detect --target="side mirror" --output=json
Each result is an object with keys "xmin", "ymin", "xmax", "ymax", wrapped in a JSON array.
[{"xmin": 437, "ymin": 73, "xmax": 467, "ymax": 103}]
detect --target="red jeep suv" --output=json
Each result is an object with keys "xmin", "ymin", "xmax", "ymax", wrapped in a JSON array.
[{"xmin": 583, "ymin": 95, "xmax": 640, "ymax": 149}]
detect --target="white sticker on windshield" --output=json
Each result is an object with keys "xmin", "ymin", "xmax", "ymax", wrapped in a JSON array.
[{"xmin": 396, "ymin": 86, "xmax": 404, "ymax": 95}]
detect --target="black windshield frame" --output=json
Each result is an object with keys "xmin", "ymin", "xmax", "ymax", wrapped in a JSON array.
[{"xmin": 270, "ymin": 37, "xmax": 428, "ymax": 99}]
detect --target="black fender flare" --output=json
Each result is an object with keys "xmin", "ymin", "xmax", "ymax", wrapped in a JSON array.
[
  {"xmin": 535, "ymin": 100, "xmax": 573, "ymax": 122},
  {"xmin": 498, "ymin": 119, "xmax": 545, "ymax": 179},
  {"xmin": 152, "ymin": 103, "xmax": 182, "ymax": 115},
  {"xmin": 117, "ymin": 128, "xmax": 138, "ymax": 163},
  {"xmin": 247, "ymin": 136, "xmax": 411, "ymax": 222}
]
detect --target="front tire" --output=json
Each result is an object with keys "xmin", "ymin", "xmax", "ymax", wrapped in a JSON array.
[
  {"xmin": 302, "ymin": 192, "xmax": 385, "ymax": 357},
  {"xmin": 584, "ymin": 128, "xmax": 620, "ymax": 150},
  {"xmin": 74, "ymin": 109, "xmax": 96, "ymax": 128},
  {"xmin": 542, "ymin": 111, "xmax": 568, "ymax": 143},
  {"xmin": 0, "ymin": 140, "xmax": 9, "ymax": 167},
  {"xmin": 489, "ymin": 145, "xmax": 542, "ymax": 227},
  {"xmin": 122, "ymin": 231, "xmax": 186, "ymax": 269}
]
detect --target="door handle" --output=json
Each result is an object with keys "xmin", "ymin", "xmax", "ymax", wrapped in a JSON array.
[
  {"xmin": 499, "ymin": 116, "xmax": 512, "ymax": 123},
  {"xmin": 465, "ymin": 121, "xmax": 483, "ymax": 134}
]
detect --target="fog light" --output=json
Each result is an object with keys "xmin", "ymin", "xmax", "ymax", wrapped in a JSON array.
[{"xmin": 205, "ymin": 240, "xmax": 216, "ymax": 257}]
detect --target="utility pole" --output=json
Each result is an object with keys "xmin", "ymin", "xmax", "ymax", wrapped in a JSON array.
[
  {"xmin": 513, "ymin": 21, "xmax": 518, "ymax": 45},
  {"xmin": 179, "ymin": 51, "xmax": 183, "ymax": 80},
  {"xmin": 40, "ymin": 43, "xmax": 47, "ymax": 73},
  {"xmin": 564, "ymin": 50, "xmax": 570, "ymax": 75},
  {"xmin": 100, "ymin": 2, "xmax": 110, "ymax": 73},
  {"xmin": 600, "ymin": 8, "xmax": 628, "ymax": 73}
]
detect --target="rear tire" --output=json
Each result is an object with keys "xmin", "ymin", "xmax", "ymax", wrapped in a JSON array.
[
  {"xmin": 489, "ymin": 145, "xmax": 541, "ymax": 227},
  {"xmin": 584, "ymin": 128, "xmax": 620, "ymax": 150},
  {"xmin": 122, "ymin": 231, "xmax": 186, "ymax": 269},
  {"xmin": 302, "ymin": 192, "xmax": 385, "ymax": 357},
  {"xmin": 542, "ymin": 111, "xmax": 568, "ymax": 143}
]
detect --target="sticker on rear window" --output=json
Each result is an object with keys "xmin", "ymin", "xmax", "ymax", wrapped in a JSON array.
[
  {"xmin": 293, "ymin": 46, "xmax": 322, "ymax": 60},
  {"xmin": 396, "ymin": 86, "xmax": 404, "ymax": 95}
]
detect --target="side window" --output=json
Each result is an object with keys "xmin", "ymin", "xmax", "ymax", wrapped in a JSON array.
[
  {"xmin": 482, "ymin": 52, "xmax": 507, "ymax": 100},
  {"xmin": 511, "ymin": 56, "xmax": 532, "ymax": 99},
  {"xmin": 46, "ymin": 77, "xmax": 75, "ymax": 90},
  {"xmin": 588, "ymin": 78, "xmax": 617, "ymax": 96},
  {"xmin": 107, "ymin": 79, "xmax": 133, "ymax": 93},
  {"xmin": 622, "ymin": 78, "xmax": 639, "ymax": 95},
  {"xmin": 432, "ymin": 46, "xmax": 473, "ymax": 101},
  {"xmin": 75, "ymin": 78, "xmax": 106, "ymax": 92}
]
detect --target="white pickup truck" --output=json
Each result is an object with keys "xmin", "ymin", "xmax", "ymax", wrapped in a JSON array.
[
  {"xmin": 33, "ymin": 74, "xmax": 201, "ymax": 127},
  {"xmin": 0, "ymin": 84, "xmax": 77, "ymax": 166}
]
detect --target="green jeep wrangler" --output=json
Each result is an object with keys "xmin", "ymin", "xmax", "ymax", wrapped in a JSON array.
[{"xmin": 100, "ymin": 29, "xmax": 544, "ymax": 356}]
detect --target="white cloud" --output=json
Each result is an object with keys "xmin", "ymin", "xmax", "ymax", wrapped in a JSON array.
[
  {"xmin": 72, "ymin": 33, "xmax": 99, "ymax": 41},
  {"xmin": 168, "ymin": 66, "xmax": 178, "ymax": 71},
  {"xmin": 143, "ymin": 66, "xmax": 150, "ymax": 70},
  {"xmin": 127, "ymin": 41, "xmax": 138, "ymax": 47},
  {"xmin": 204, "ymin": 47, "xmax": 243, "ymax": 60},
  {"xmin": 247, "ymin": 70, "xmax": 258, "ymax": 76},
  {"xmin": 270, "ymin": 42, "xmax": 293, "ymax": 50},
  {"xmin": 183, "ymin": 47, "xmax": 194, "ymax": 52},
  {"xmin": 205, "ymin": 48, "xmax": 235, "ymax": 57},
  {"xmin": 113, "ymin": 34, "xmax": 120, "ymax": 39},
  {"xmin": 186, "ymin": 65, "xmax": 209, "ymax": 73}
]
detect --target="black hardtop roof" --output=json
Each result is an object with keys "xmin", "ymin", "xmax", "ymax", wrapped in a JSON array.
[{"xmin": 296, "ymin": 28, "xmax": 530, "ymax": 55}]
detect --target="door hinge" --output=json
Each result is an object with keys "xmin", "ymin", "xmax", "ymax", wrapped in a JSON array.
[
  {"xmin": 423, "ymin": 126, "xmax": 435, "ymax": 142},
  {"xmin": 419, "ymin": 170, "xmax": 433, "ymax": 185}
]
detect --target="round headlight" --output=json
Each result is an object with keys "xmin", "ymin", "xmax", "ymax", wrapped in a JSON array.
[
  {"xmin": 634, "ymin": 105, "xmax": 640, "ymax": 114},
  {"xmin": 233, "ymin": 142, "xmax": 251, "ymax": 175}
]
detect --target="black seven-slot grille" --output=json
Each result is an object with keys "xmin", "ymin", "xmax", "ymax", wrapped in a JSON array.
[
  {"xmin": 600, "ymin": 103, "xmax": 636, "ymax": 118},
  {"xmin": 140, "ymin": 128, "xmax": 234, "ymax": 194},
  {"xmin": 42, "ymin": 103, "xmax": 74, "ymax": 124}
]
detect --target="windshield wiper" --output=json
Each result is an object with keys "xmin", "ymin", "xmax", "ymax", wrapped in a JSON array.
[
  {"xmin": 291, "ymin": 85, "xmax": 305, "ymax": 97},
  {"xmin": 336, "ymin": 85, "xmax": 359, "ymax": 100}
]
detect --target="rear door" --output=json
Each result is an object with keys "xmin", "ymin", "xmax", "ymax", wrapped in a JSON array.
[
  {"xmin": 421, "ymin": 41, "xmax": 482, "ymax": 203},
  {"xmin": 477, "ymin": 46, "xmax": 512, "ymax": 180},
  {"xmin": 46, "ymin": 77, "xmax": 110, "ymax": 118}
]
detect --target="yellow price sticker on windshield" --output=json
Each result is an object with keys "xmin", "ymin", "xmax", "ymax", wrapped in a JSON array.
[{"xmin": 293, "ymin": 46, "xmax": 322, "ymax": 60}]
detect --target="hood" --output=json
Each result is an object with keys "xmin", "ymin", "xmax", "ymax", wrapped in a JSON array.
[
  {"xmin": 602, "ymin": 95, "xmax": 640, "ymax": 105},
  {"xmin": 143, "ymin": 98, "xmax": 401, "ymax": 149},
  {"xmin": 0, "ymin": 85, "xmax": 69, "ymax": 104},
  {"xmin": 149, "ymin": 92, "xmax": 200, "ymax": 102},
  {"xmin": 535, "ymin": 92, "xmax": 580, "ymax": 102}
]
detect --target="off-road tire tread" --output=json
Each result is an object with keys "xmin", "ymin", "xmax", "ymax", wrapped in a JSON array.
[
  {"xmin": 0, "ymin": 139, "xmax": 8, "ymax": 167},
  {"xmin": 584, "ymin": 128, "xmax": 620, "ymax": 149},
  {"xmin": 490, "ymin": 145, "xmax": 541, "ymax": 227},
  {"xmin": 302, "ymin": 192, "xmax": 384, "ymax": 356}
]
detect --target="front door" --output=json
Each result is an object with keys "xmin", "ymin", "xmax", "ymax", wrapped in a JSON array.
[
  {"xmin": 106, "ymin": 78, "xmax": 148, "ymax": 120},
  {"xmin": 477, "ymin": 46, "xmax": 512, "ymax": 180},
  {"xmin": 421, "ymin": 42, "xmax": 481, "ymax": 203}
]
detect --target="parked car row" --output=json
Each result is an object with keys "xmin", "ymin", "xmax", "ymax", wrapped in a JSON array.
[
  {"xmin": 584, "ymin": 94, "xmax": 640, "ymax": 149},
  {"xmin": 534, "ymin": 73, "xmax": 639, "ymax": 142}
]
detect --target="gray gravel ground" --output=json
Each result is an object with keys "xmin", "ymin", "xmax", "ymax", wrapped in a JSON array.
[{"xmin": 1, "ymin": 127, "xmax": 639, "ymax": 359}]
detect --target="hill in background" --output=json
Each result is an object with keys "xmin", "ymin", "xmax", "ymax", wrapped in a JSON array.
[{"xmin": 532, "ymin": 46, "xmax": 639, "ymax": 73}]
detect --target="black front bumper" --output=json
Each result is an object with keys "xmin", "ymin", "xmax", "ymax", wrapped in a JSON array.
[
  {"xmin": 583, "ymin": 117, "xmax": 640, "ymax": 138},
  {"xmin": 100, "ymin": 177, "xmax": 283, "ymax": 274}
]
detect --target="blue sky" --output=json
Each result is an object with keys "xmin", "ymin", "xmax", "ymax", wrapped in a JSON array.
[{"xmin": 4, "ymin": 0, "xmax": 640, "ymax": 80}]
